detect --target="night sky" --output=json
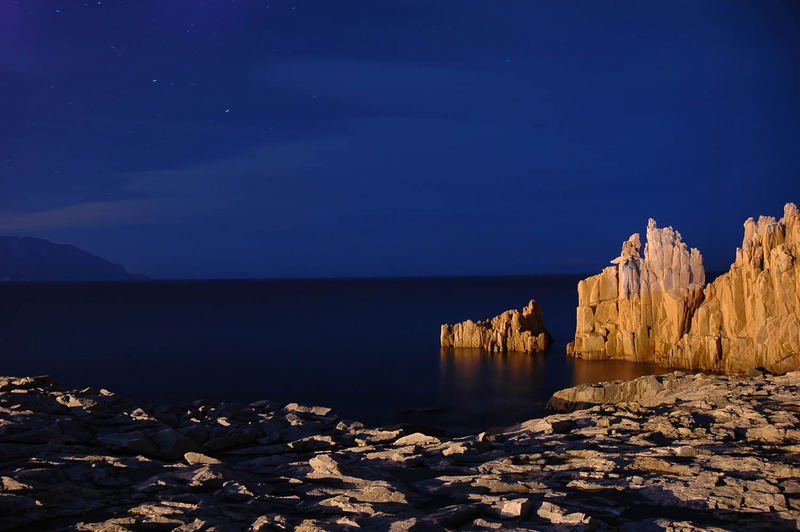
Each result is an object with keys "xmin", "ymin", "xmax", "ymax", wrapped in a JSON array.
[{"xmin": 2, "ymin": 1, "xmax": 799, "ymax": 279}]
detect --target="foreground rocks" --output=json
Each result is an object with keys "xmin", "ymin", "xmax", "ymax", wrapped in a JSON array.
[
  {"xmin": 441, "ymin": 300, "xmax": 550, "ymax": 353},
  {"xmin": 569, "ymin": 202, "xmax": 800, "ymax": 374},
  {"xmin": 1, "ymin": 373, "xmax": 799, "ymax": 531}
]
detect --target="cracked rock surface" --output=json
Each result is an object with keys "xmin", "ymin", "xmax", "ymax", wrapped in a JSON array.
[{"xmin": 1, "ymin": 371, "xmax": 798, "ymax": 531}]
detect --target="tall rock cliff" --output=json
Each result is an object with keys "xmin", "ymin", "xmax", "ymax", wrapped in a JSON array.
[
  {"xmin": 569, "ymin": 203, "xmax": 800, "ymax": 374},
  {"xmin": 667, "ymin": 203, "xmax": 800, "ymax": 373},
  {"xmin": 567, "ymin": 220, "xmax": 705, "ymax": 362},
  {"xmin": 441, "ymin": 299, "xmax": 550, "ymax": 353}
]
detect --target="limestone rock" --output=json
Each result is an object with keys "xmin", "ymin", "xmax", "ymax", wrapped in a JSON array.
[{"xmin": 441, "ymin": 299, "xmax": 550, "ymax": 353}]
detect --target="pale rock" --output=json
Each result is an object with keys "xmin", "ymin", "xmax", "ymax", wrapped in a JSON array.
[
  {"xmin": 669, "ymin": 203, "xmax": 800, "ymax": 373},
  {"xmin": 441, "ymin": 300, "xmax": 550, "ymax": 353},
  {"xmin": 175, "ymin": 519, "xmax": 208, "ymax": 532},
  {"xmin": 547, "ymin": 373, "xmax": 685, "ymax": 410},
  {"xmin": 284, "ymin": 403, "xmax": 333, "ymax": 417},
  {"xmin": 288, "ymin": 435, "xmax": 335, "ymax": 452},
  {"xmin": 394, "ymin": 432, "xmax": 441, "ymax": 447},
  {"xmin": 569, "ymin": 203, "xmax": 800, "ymax": 374},
  {"xmin": 307, "ymin": 454, "xmax": 343, "ymax": 479},
  {"xmin": 188, "ymin": 465, "xmax": 226, "ymax": 489},
  {"xmin": 318, "ymin": 495, "xmax": 376, "ymax": 515},
  {"xmin": 356, "ymin": 485, "xmax": 407, "ymax": 504},
  {"xmin": 1, "ymin": 476, "xmax": 32, "ymax": 491},
  {"xmin": 498, "ymin": 498, "xmax": 532, "ymax": 519},
  {"xmin": 537, "ymin": 501, "xmax": 591, "ymax": 525},
  {"xmin": 250, "ymin": 514, "xmax": 290, "ymax": 531},
  {"xmin": 568, "ymin": 219, "xmax": 705, "ymax": 362},
  {"xmin": 184, "ymin": 451, "xmax": 220, "ymax": 465}
]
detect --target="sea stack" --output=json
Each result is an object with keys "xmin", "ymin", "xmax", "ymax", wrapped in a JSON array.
[
  {"xmin": 568, "ymin": 202, "xmax": 800, "ymax": 374},
  {"xmin": 567, "ymin": 218, "xmax": 706, "ymax": 362},
  {"xmin": 441, "ymin": 299, "xmax": 550, "ymax": 353}
]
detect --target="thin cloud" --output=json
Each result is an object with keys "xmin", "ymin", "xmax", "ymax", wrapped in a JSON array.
[{"xmin": 0, "ymin": 199, "xmax": 167, "ymax": 231}]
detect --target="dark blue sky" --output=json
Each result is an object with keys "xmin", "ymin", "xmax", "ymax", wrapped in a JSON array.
[{"xmin": 2, "ymin": 1, "xmax": 799, "ymax": 278}]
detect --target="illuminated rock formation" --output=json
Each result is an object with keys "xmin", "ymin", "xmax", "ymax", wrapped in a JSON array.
[
  {"xmin": 567, "ymin": 219, "xmax": 705, "ymax": 362},
  {"xmin": 441, "ymin": 299, "xmax": 550, "ymax": 353},
  {"xmin": 668, "ymin": 203, "xmax": 800, "ymax": 373},
  {"xmin": 569, "ymin": 203, "xmax": 800, "ymax": 374}
]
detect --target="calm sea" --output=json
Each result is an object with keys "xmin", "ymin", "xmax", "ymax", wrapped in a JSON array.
[{"xmin": 0, "ymin": 276, "xmax": 672, "ymax": 434}]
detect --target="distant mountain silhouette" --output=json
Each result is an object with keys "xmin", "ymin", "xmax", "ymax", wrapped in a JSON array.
[{"xmin": 0, "ymin": 236, "xmax": 146, "ymax": 282}]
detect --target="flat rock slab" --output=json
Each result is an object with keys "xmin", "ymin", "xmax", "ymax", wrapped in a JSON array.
[{"xmin": 0, "ymin": 371, "xmax": 799, "ymax": 530}]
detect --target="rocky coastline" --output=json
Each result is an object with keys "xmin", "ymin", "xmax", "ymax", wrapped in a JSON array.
[{"xmin": 2, "ymin": 372, "xmax": 798, "ymax": 531}]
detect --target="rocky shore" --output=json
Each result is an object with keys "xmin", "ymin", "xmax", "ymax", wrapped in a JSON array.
[{"xmin": 1, "ymin": 372, "xmax": 799, "ymax": 531}]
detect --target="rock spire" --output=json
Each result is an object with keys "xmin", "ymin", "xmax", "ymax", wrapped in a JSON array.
[{"xmin": 568, "ymin": 202, "xmax": 800, "ymax": 374}]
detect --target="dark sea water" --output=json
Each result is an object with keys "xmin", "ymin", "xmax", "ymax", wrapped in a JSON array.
[{"xmin": 0, "ymin": 276, "xmax": 673, "ymax": 434}]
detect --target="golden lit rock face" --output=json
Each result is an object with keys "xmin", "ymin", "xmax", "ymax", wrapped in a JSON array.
[
  {"xmin": 669, "ymin": 202, "xmax": 800, "ymax": 373},
  {"xmin": 569, "ymin": 202, "xmax": 800, "ymax": 374},
  {"xmin": 441, "ymin": 299, "xmax": 550, "ymax": 353},
  {"xmin": 568, "ymin": 219, "xmax": 706, "ymax": 363}
]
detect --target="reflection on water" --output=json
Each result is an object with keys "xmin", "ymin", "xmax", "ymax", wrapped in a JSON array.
[
  {"xmin": 567, "ymin": 357, "xmax": 674, "ymax": 386},
  {"xmin": 440, "ymin": 348, "xmax": 548, "ymax": 404},
  {"xmin": 436, "ymin": 348, "xmax": 551, "ymax": 432},
  {"xmin": 436, "ymin": 347, "xmax": 678, "ymax": 434}
]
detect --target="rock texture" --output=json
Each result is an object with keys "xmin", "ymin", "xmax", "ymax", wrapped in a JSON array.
[
  {"xmin": 567, "ymin": 220, "xmax": 705, "ymax": 362},
  {"xmin": 441, "ymin": 300, "xmax": 550, "ymax": 353},
  {"xmin": 569, "ymin": 203, "xmax": 800, "ymax": 374},
  {"xmin": 547, "ymin": 372, "xmax": 692, "ymax": 411},
  {"xmin": 1, "ymin": 373, "xmax": 799, "ymax": 530},
  {"xmin": 668, "ymin": 203, "xmax": 800, "ymax": 373}
]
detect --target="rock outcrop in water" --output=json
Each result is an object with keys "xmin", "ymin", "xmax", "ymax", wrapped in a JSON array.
[
  {"xmin": 2, "ymin": 373, "xmax": 798, "ymax": 530},
  {"xmin": 569, "ymin": 203, "xmax": 800, "ymax": 374},
  {"xmin": 567, "ymin": 219, "xmax": 706, "ymax": 362},
  {"xmin": 441, "ymin": 299, "xmax": 550, "ymax": 353}
]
